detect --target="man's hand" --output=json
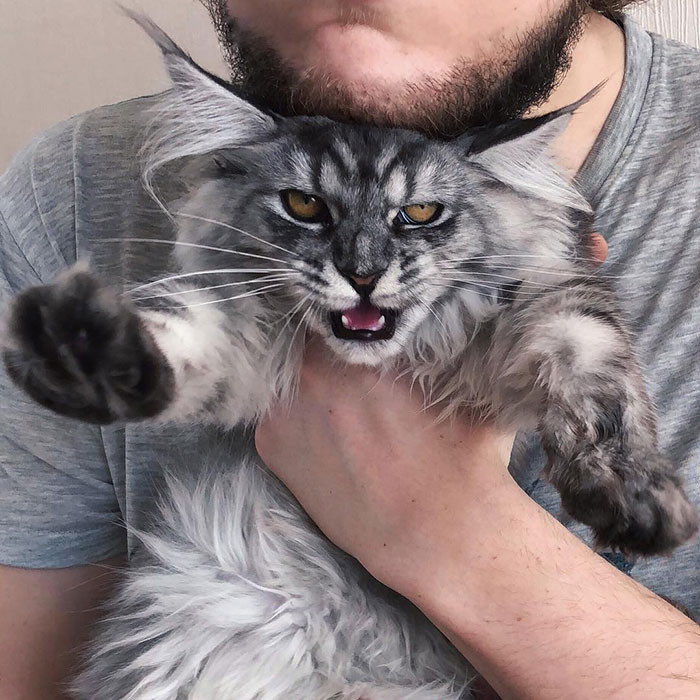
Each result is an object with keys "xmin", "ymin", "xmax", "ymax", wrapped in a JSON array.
[{"xmin": 256, "ymin": 340, "xmax": 515, "ymax": 591}]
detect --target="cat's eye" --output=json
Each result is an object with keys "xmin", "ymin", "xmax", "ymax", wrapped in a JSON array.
[
  {"xmin": 281, "ymin": 189, "xmax": 330, "ymax": 224},
  {"xmin": 396, "ymin": 203, "xmax": 443, "ymax": 226}
]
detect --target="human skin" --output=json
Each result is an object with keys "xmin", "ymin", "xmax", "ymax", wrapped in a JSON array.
[{"xmin": 0, "ymin": 557, "xmax": 124, "ymax": 700}]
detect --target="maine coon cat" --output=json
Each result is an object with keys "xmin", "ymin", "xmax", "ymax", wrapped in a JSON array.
[{"xmin": 2, "ymin": 16, "xmax": 697, "ymax": 700}]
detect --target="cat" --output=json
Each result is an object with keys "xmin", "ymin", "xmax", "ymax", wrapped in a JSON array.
[{"xmin": 2, "ymin": 15, "xmax": 697, "ymax": 700}]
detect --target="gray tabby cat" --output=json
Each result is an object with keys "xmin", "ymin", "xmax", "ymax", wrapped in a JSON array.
[{"xmin": 2, "ymin": 16, "xmax": 697, "ymax": 700}]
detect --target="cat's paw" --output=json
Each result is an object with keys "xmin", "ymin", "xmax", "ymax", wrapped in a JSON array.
[
  {"xmin": 2, "ymin": 265, "xmax": 174, "ymax": 424},
  {"xmin": 551, "ymin": 444, "xmax": 698, "ymax": 556}
]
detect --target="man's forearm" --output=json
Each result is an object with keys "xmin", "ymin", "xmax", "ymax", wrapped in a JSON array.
[
  {"xmin": 0, "ymin": 558, "xmax": 124, "ymax": 700},
  {"xmin": 404, "ymin": 481, "xmax": 700, "ymax": 700}
]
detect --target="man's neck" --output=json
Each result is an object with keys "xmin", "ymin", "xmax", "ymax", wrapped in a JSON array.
[{"xmin": 528, "ymin": 12, "xmax": 626, "ymax": 174}]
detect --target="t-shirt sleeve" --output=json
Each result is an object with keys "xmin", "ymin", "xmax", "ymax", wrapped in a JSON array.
[{"xmin": 0, "ymin": 124, "xmax": 126, "ymax": 568}]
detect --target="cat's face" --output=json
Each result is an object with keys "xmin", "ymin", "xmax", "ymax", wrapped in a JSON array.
[
  {"xmin": 141, "ymin": 17, "xmax": 592, "ymax": 366},
  {"xmin": 181, "ymin": 122, "xmax": 509, "ymax": 365},
  {"xmin": 178, "ymin": 116, "xmax": 588, "ymax": 367}
]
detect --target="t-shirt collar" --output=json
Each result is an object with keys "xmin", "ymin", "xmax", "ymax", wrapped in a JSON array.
[{"xmin": 576, "ymin": 16, "xmax": 654, "ymax": 205}]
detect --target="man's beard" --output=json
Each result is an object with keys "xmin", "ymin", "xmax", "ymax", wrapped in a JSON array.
[{"xmin": 205, "ymin": 1, "xmax": 589, "ymax": 138}]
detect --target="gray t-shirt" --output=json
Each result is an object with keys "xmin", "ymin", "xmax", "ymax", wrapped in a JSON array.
[{"xmin": 1, "ymin": 18, "xmax": 698, "ymax": 616}]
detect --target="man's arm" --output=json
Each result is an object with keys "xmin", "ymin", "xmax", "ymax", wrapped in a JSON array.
[
  {"xmin": 256, "ymin": 341, "xmax": 700, "ymax": 700},
  {"xmin": 415, "ymin": 483, "xmax": 700, "ymax": 699},
  {"xmin": 0, "ymin": 558, "xmax": 124, "ymax": 700}
]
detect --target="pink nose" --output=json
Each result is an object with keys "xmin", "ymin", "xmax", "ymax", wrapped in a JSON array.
[{"xmin": 349, "ymin": 274, "xmax": 377, "ymax": 287}]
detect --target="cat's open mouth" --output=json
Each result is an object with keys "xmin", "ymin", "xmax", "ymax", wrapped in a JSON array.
[{"xmin": 329, "ymin": 301, "xmax": 398, "ymax": 342}]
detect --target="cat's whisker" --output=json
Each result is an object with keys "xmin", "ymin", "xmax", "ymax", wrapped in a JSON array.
[
  {"xmin": 130, "ymin": 268, "xmax": 295, "ymax": 294},
  {"xmin": 440, "ymin": 264, "xmax": 622, "ymax": 282},
  {"xmin": 431, "ymin": 280, "xmax": 557, "ymax": 302},
  {"xmin": 415, "ymin": 297, "xmax": 450, "ymax": 347},
  {"xmin": 121, "ymin": 268, "xmax": 287, "ymax": 293},
  {"xmin": 439, "ymin": 259, "xmax": 578, "ymax": 275},
  {"xmin": 435, "ymin": 279, "xmax": 561, "ymax": 299},
  {"xmin": 101, "ymin": 237, "xmax": 294, "ymax": 268},
  {"xmin": 429, "ymin": 282, "xmax": 499, "ymax": 302},
  {"xmin": 439, "ymin": 274, "xmax": 571, "ymax": 292},
  {"xmin": 176, "ymin": 283, "xmax": 286, "ymax": 309},
  {"xmin": 133, "ymin": 275, "xmax": 296, "ymax": 302},
  {"xmin": 276, "ymin": 293, "xmax": 313, "ymax": 337},
  {"xmin": 443, "ymin": 253, "xmax": 599, "ymax": 264},
  {"xmin": 175, "ymin": 212, "xmax": 301, "ymax": 259},
  {"xmin": 439, "ymin": 259, "xmax": 643, "ymax": 281},
  {"xmin": 284, "ymin": 302, "xmax": 314, "ymax": 370}
]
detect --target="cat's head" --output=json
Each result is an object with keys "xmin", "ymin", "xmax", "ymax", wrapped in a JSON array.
[{"xmin": 136, "ymin": 14, "xmax": 593, "ymax": 367}]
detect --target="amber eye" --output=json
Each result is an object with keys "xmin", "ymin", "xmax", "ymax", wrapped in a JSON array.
[
  {"xmin": 281, "ymin": 189, "xmax": 330, "ymax": 223},
  {"xmin": 396, "ymin": 203, "xmax": 443, "ymax": 226}
]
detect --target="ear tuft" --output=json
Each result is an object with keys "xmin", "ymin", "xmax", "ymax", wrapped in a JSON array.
[
  {"xmin": 464, "ymin": 82, "xmax": 606, "ymax": 156},
  {"xmin": 121, "ymin": 7, "xmax": 241, "ymax": 94},
  {"xmin": 461, "ymin": 86, "xmax": 603, "ymax": 214},
  {"xmin": 120, "ymin": 7, "xmax": 183, "ymax": 59}
]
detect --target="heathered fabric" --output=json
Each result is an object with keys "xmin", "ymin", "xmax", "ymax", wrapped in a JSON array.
[{"xmin": 0, "ymin": 18, "xmax": 698, "ymax": 615}]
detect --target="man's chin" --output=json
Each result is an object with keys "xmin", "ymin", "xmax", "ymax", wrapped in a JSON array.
[
  {"xmin": 213, "ymin": 0, "xmax": 588, "ymax": 137},
  {"xmin": 304, "ymin": 21, "xmax": 446, "ymax": 94}
]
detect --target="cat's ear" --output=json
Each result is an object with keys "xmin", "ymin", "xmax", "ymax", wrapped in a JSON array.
[
  {"xmin": 123, "ymin": 9, "xmax": 275, "ymax": 200},
  {"xmin": 126, "ymin": 9, "xmax": 272, "ymax": 138},
  {"xmin": 460, "ymin": 86, "xmax": 602, "ymax": 208}
]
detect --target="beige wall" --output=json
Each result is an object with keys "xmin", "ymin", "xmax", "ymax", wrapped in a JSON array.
[
  {"xmin": 0, "ymin": 0, "xmax": 225, "ymax": 168},
  {"xmin": 1, "ymin": 0, "xmax": 699, "ymax": 170}
]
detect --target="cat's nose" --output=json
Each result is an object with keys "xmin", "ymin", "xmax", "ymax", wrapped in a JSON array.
[
  {"xmin": 349, "ymin": 274, "xmax": 378, "ymax": 287},
  {"xmin": 336, "ymin": 267, "xmax": 384, "ymax": 296}
]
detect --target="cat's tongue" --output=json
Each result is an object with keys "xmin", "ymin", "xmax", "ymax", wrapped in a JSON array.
[{"xmin": 341, "ymin": 300, "xmax": 385, "ymax": 332}]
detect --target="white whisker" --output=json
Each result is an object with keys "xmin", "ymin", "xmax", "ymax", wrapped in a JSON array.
[
  {"xmin": 415, "ymin": 297, "xmax": 449, "ymax": 343},
  {"xmin": 178, "ymin": 283, "xmax": 286, "ymax": 309},
  {"xmin": 439, "ymin": 274, "xmax": 570, "ymax": 292},
  {"xmin": 175, "ymin": 212, "xmax": 301, "ymax": 259},
  {"xmin": 434, "ymin": 280, "xmax": 556, "ymax": 299},
  {"xmin": 430, "ymin": 282, "xmax": 495, "ymax": 298},
  {"xmin": 134, "ymin": 275, "xmax": 296, "ymax": 302},
  {"xmin": 130, "ymin": 268, "xmax": 295, "ymax": 294},
  {"xmin": 443, "ymin": 253, "xmax": 597, "ymax": 263},
  {"xmin": 100, "ymin": 237, "xmax": 293, "ymax": 268},
  {"xmin": 276, "ymin": 293, "xmax": 312, "ymax": 335},
  {"xmin": 285, "ymin": 303, "xmax": 314, "ymax": 369},
  {"xmin": 439, "ymin": 263, "xmax": 602, "ymax": 280},
  {"xmin": 430, "ymin": 281, "xmax": 540, "ymax": 303},
  {"xmin": 439, "ymin": 259, "xmax": 640, "ymax": 281}
]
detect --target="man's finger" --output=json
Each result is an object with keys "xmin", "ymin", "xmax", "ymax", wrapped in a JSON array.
[{"xmin": 589, "ymin": 232, "xmax": 608, "ymax": 265}]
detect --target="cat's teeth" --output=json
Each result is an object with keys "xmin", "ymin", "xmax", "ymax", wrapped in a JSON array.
[{"xmin": 340, "ymin": 313, "xmax": 386, "ymax": 331}]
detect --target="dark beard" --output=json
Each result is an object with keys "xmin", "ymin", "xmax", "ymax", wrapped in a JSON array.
[{"xmin": 205, "ymin": 0, "xmax": 588, "ymax": 138}]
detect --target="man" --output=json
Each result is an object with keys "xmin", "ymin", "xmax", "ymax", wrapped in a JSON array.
[{"xmin": 1, "ymin": 0, "xmax": 698, "ymax": 698}]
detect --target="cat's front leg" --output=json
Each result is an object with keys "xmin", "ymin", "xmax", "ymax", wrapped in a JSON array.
[
  {"xmin": 1, "ymin": 264, "xmax": 245, "ymax": 425},
  {"xmin": 493, "ymin": 281, "xmax": 697, "ymax": 556}
]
